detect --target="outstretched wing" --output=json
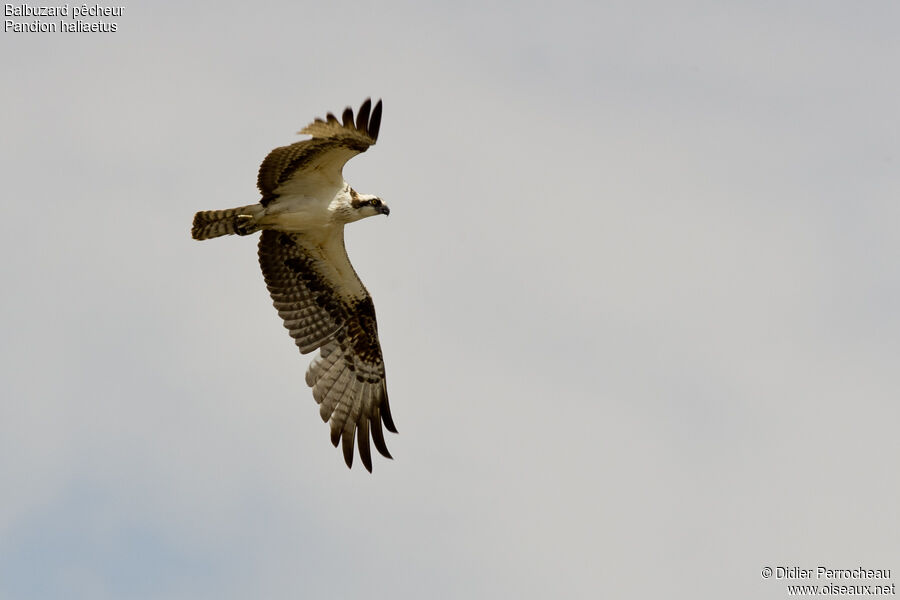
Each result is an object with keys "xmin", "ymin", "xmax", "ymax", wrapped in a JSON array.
[
  {"xmin": 257, "ymin": 230, "xmax": 397, "ymax": 472},
  {"xmin": 256, "ymin": 98, "xmax": 383, "ymax": 205}
]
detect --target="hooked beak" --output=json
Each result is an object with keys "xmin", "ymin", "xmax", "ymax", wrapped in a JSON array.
[{"xmin": 379, "ymin": 204, "xmax": 390, "ymax": 216}]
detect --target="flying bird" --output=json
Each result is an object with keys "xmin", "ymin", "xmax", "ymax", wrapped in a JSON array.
[{"xmin": 192, "ymin": 98, "xmax": 396, "ymax": 472}]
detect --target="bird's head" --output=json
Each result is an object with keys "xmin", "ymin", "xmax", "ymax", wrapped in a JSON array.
[{"xmin": 343, "ymin": 188, "xmax": 389, "ymax": 222}]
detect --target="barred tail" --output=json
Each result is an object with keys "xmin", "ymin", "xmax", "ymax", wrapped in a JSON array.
[{"xmin": 191, "ymin": 205, "xmax": 261, "ymax": 240}]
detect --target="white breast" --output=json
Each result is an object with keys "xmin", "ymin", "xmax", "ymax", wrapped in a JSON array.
[{"xmin": 260, "ymin": 183, "xmax": 345, "ymax": 233}]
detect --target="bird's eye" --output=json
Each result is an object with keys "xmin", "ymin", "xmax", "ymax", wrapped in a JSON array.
[{"xmin": 372, "ymin": 199, "xmax": 381, "ymax": 207}]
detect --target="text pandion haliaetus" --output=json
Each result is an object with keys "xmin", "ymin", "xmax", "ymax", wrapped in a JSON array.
[{"xmin": 192, "ymin": 98, "xmax": 396, "ymax": 472}]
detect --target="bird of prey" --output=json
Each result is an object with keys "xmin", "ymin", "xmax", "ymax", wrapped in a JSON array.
[{"xmin": 192, "ymin": 98, "xmax": 396, "ymax": 472}]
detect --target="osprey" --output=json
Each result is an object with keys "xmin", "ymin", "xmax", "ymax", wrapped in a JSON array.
[{"xmin": 192, "ymin": 98, "xmax": 396, "ymax": 472}]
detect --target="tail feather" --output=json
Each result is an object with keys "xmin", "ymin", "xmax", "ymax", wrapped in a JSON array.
[{"xmin": 192, "ymin": 205, "xmax": 260, "ymax": 240}]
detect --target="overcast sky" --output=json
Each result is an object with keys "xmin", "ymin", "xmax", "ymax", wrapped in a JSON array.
[{"xmin": 2, "ymin": 1, "xmax": 899, "ymax": 598}]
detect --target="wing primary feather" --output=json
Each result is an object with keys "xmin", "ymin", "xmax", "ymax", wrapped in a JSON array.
[
  {"xmin": 312, "ymin": 356, "xmax": 345, "ymax": 411},
  {"xmin": 371, "ymin": 408, "xmax": 392, "ymax": 459},
  {"xmin": 369, "ymin": 100, "xmax": 382, "ymax": 141},
  {"xmin": 326, "ymin": 112, "xmax": 339, "ymax": 125},
  {"xmin": 342, "ymin": 107, "xmax": 354, "ymax": 128},
  {"xmin": 356, "ymin": 98, "xmax": 371, "ymax": 135},
  {"xmin": 380, "ymin": 383, "xmax": 397, "ymax": 433},
  {"xmin": 319, "ymin": 366, "xmax": 352, "ymax": 423},
  {"xmin": 342, "ymin": 428, "xmax": 355, "ymax": 468},
  {"xmin": 357, "ymin": 418, "xmax": 372, "ymax": 472}
]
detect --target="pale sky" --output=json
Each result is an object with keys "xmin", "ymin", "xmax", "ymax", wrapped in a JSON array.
[{"xmin": 2, "ymin": 1, "xmax": 899, "ymax": 598}]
